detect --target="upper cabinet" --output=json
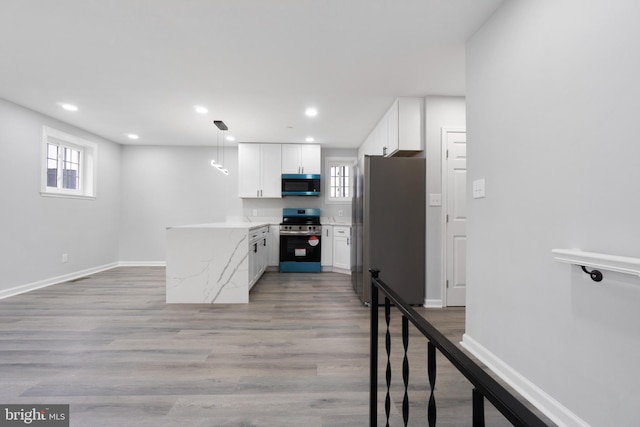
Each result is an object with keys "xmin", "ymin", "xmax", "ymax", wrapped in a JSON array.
[
  {"xmin": 359, "ymin": 97, "xmax": 423, "ymax": 160},
  {"xmin": 238, "ymin": 143, "xmax": 282, "ymax": 198},
  {"xmin": 282, "ymin": 144, "xmax": 321, "ymax": 174}
]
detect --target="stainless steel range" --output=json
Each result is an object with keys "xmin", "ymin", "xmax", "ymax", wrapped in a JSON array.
[{"xmin": 279, "ymin": 208, "xmax": 322, "ymax": 272}]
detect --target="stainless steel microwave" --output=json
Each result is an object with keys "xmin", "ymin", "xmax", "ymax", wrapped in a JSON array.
[{"xmin": 281, "ymin": 174, "xmax": 321, "ymax": 196}]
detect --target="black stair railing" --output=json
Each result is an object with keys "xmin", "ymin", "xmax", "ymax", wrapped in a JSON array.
[{"xmin": 369, "ymin": 269, "xmax": 552, "ymax": 427}]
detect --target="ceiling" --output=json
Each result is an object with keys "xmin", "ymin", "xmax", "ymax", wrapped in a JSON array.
[{"xmin": 0, "ymin": 0, "xmax": 503, "ymax": 148}]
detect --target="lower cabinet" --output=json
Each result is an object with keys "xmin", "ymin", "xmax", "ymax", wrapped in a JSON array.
[
  {"xmin": 333, "ymin": 226, "xmax": 351, "ymax": 271},
  {"xmin": 248, "ymin": 226, "xmax": 269, "ymax": 289},
  {"xmin": 321, "ymin": 225, "xmax": 333, "ymax": 267},
  {"xmin": 268, "ymin": 225, "xmax": 280, "ymax": 267}
]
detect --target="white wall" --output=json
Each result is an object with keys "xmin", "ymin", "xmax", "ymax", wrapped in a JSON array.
[
  {"xmin": 0, "ymin": 98, "xmax": 121, "ymax": 294},
  {"xmin": 465, "ymin": 1, "xmax": 640, "ymax": 426},
  {"xmin": 119, "ymin": 145, "xmax": 355, "ymax": 262},
  {"xmin": 119, "ymin": 145, "xmax": 241, "ymax": 262},
  {"xmin": 424, "ymin": 96, "xmax": 466, "ymax": 306}
]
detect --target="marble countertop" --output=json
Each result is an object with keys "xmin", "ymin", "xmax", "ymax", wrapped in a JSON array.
[
  {"xmin": 167, "ymin": 217, "xmax": 351, "ymax": 229},
  {"xmin": 321, "ymin": 218, "xmax": 352, "ymax": 226},
  {"xmin": 167, "ymin": 222, "xmax": 272, "ymax": 230}
]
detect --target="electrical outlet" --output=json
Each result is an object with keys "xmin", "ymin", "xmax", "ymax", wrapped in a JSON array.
[
  {"xmin": 338, "ymin": 210, "xmax": 343, "ymax": 217},
  {"xmin": 62, "ymin": 253, "xmax": 68, "ymax": 263},
  {"xmin": 429, "ymin": 193, "xmax": 442, "ymax": 206}
]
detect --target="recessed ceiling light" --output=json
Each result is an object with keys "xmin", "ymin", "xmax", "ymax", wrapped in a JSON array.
[
  {"xmin": 127, "ymin": 134, "xmax": 139, "ymax": 140},
  {"xmin": 305, "ymin": 107, "xmax": 318, "ymax": 117},
  {"xmin": 59, "ymin": 103, "xmax": 78, "ymax": 112},
  {"xmin": 194, "ymin": 106, "xmax": 208, "ymax": 114},
  {"xmin": 305, "ymin": 137, "xmax": 314, "ymax": 142},
  {"xmin": 226, "ymin": 136, "xmax": 235, "ymax": 141}
]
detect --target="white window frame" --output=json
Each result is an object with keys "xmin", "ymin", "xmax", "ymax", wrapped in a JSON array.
[
  {"xmin": 41, "ymin": 126, "xmax": 97, "ymax": 199},
  {"xmin": 324, "ymin": 157, "xmax": 355, "ymax": 204}
]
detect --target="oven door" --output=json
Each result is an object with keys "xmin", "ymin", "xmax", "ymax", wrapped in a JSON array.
[{"xmin": 279, "ymin": 234, "xmax": 321, "ymax": 272}]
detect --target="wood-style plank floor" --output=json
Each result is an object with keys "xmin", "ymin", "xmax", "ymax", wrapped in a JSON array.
[{"xmin": 0, "ymin": 268, "xmax": 546, "ymax": 426}]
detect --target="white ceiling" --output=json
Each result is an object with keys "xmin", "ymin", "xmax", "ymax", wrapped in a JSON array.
[{"xmin": 0, "ymin": 0, "xmax": 503, "ymax": 148}]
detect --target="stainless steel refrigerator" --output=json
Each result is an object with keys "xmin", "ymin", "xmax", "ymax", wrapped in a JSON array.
[{"xmin": 351, "ymin": 155, "xmax": 425, "ymax": 305}]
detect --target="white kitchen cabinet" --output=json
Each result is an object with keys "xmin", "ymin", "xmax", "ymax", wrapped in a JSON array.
[
  {"xmin": 358, "ymin": 98, "xmax": 423, "ymax": 159},
  {"xmin": 249, "ymin": 225, "xmax": 269, "ymax": 289},
  {"xmin": 281, "ymin": 144, "xmax": 321, "ymax": 174},
  {"xmin": 378, "ymin": 114, "xmax": 389, "ymax": 156},
  {"xmin": 368, "ymin": 126, "xmax": 380, "ymax": 156},
  {"xmin": 382, "ymin": 98, "xmax": 422, "ymax": 157},
  {"xmin": 320, "ymin": 225, "xmax": 333, "ymax": 267},
  {"xmin": 333, "ymin": 226, "xmax": 351, "ymax": 271},
  {"xmin": 238, "ymin": 143, "xmax": 282, "ymax": 198},
  {"xmin": 268, "ymin": 225, "xmax": 280, "ymax": 267},
  {"xmin": 385, "ymin": 100, "xmax": 399, "ymax": 155}
]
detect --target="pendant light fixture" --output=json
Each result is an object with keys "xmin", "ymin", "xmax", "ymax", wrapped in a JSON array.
[{"xmin": 210, "ymin": 120, "xmax": 229, "ymax": 175}]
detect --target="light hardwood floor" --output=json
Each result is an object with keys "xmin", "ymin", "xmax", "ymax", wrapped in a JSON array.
[{"xmin": 0, "ymin": 268, "xmax": 549, "ymax": 426}]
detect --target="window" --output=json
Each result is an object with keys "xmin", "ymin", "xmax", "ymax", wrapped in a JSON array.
[
  {"xmin": 41, "ymin": 126, "xmax": 97, "ymax": 199},
  {"xmin": 325, "ymin": 157, "xmax": 355, "ymax": 203}
]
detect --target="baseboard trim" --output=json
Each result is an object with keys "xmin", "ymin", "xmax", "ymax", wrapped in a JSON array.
[
  {"xmin": 0, "ymin": 262, "xmax": 119, "ymax": 300},
  {"xmin": 320, "ymin": 266, "xmax": 351, "ymax": 275},
  {"xmin": 118, "ymin": 261, "xmax": 166, "ymax": 267},
  {"xmin": 424, "ymin": 298, "xmax": 443, "ymax": 308},
  {"xmin": 461, "ymin": 334, "xmax": 589, "ymax": 427}
]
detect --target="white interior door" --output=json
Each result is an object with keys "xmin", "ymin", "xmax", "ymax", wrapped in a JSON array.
[{"xmin": 444, "ymin": 129, "xmax": 467, "ymax": 306}]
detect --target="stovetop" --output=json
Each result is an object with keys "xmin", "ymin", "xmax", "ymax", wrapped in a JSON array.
[{"xmin": 281, "ymin": 208, "xmax": 321, "ymax": 225}]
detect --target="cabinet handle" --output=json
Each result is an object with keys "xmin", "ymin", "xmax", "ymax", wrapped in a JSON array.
[
  {"xmin": 347, "ymin": 238, "xmax": 350, "ymax": 245},
  {"xmin": 263, "ymin": 238, "xmax": 266, "ymax": 246},
  {"xmin": 254, "ymin": 243, "xmax": 258, "ymax": 253},
  {"xmin": 256, "ymin": 190, "xmax": 259, "ymax": 197},
  {"xmin": 326, "ymin": 229, "xmax": 328, "ymax": 237},
  {"xmin": 383, "ymin": 146, "xmax": 387, "ymax": 156}
]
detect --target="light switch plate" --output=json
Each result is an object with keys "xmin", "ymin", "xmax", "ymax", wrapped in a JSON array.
[
  {"xmin": 472, "ymin": 179, "xmax": 485, "ymax": 199},
  {"xmin": 429, "ymin": 193, "xmax": 442, "ymax": 206}
]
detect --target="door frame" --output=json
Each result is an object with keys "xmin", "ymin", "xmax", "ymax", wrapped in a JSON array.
[{"xmin": 440, "ymin": 127, "xmax": 466, "ymax": 307}]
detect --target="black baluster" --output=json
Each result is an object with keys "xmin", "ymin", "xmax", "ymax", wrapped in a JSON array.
[
  {"xmin": 402, "ymin": 315, "xmax": 409, "ymax": 426},
  {"xmin": 427, "ymin": 341, "xmax": 436, "ymax": 427},
  {"xmin": 369, "ymin": 270, "xmax": 379, "ymax": 427},
  {"xmin": 472, "ymin": 388, "xmax": 485, "ymax": 427},
  {"xmin": 385, "ymin": 297, "xmax": 391, "ymax": 427}
]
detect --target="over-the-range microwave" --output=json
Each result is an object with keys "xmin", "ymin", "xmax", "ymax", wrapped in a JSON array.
[{"xmin": 281, "ymin": 174, "xmax": 321, "ymax": 196}]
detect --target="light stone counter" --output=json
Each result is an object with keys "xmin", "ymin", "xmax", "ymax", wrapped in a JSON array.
[
  {"xmin": 320, "ymin": 217, "xmax": 352, "ymax": 226},
  {"xmin": 166, "ymin": 222, "xmax": 271, "ymax": 304}
]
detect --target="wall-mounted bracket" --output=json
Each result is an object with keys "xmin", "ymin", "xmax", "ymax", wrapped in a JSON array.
[
  {"xmin": 552, "ymin": 249, "xmax": 640, "ymax": 283},
  {"xmin": 580, "ymin": 266, "xmax": 603, "ymax": 282}
]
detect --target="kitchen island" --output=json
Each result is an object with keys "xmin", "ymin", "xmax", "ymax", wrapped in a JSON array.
[{"xmin": 166, "ymin": 222, "xmax": 271, "ymax": 303}]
